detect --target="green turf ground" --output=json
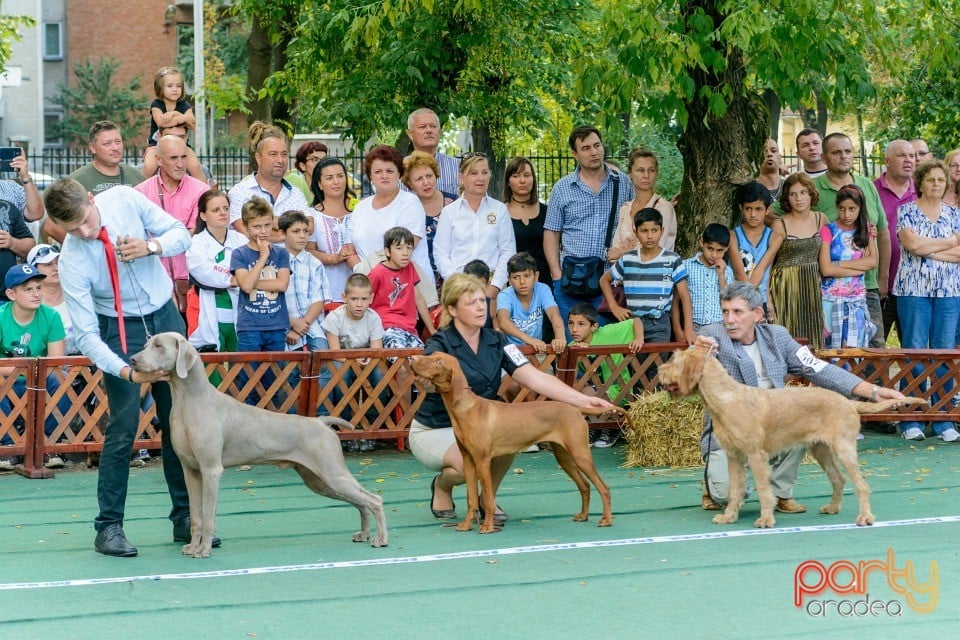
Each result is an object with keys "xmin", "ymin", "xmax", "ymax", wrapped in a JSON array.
[{"xmin": 1, "ymin": 433, "xmax": 958, "ymax": 639}]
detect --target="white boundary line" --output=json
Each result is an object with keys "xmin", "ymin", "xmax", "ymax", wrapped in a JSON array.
[{"xmin": 3, "ymin": 515, "xmax": 958, "ymax": 591}]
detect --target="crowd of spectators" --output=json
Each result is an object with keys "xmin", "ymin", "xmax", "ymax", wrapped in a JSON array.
[{"xmin": 2, "ymin": 107, "xmax": 957, "ymax": 478}]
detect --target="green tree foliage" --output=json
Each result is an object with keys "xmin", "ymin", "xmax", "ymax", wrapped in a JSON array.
[
  {"xmin": 272, "ymin": 1, "xmax": 582, "ymax": 157},
  {"xmin": 49, "ymin": 58, "xmax": 143, "ymax": 147},
  {"xmin": 0, "ymin": 12, "xmax": 34, "ymax": 73},
  {"xmin": 590, "ymin": 0, "xmax": 894, "ymax": 252},
  {"xmin": 177, "ymin": 1, "xmax": 250, "ymax": 114},
  {"xmin": 232, "ymin": 0, "xmax": 300, "ymax": 131},
  {"xmin": 866, "ymin": 16, "xmax": 960, "ymax": 154}
]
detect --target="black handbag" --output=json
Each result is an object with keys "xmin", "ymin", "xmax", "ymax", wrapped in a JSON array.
[{"xmin": 559, "ymin": 173, "xmax": 620, "ymax": 298}]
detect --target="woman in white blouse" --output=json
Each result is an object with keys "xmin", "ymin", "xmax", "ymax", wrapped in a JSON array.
[
  {"xmin": 432, "ymin": 153, "xmax": 516, "ymax": 301},
  {"xmin": 343, "ymin": 145, "xmax": 431, "ymax": 278}
]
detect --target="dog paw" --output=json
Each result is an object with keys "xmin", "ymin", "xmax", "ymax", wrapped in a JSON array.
[
  {"xmin": 855, "ymin": 513, "xmax": 876, "ymax": 526},
  {"xmin": 754, "ymin": 515, "xmax": 776, "ymax": 528},
  {"xmin": 352, "ymin": 530, "xmax": 371, "ymax": 543},
  {"xmin": 370, "ymin": 534, "xmax": 388, "ymax": 548},
  {"xmin": 597, "ymin": 516, "xmax": 612, "ymax": 527},
  {"xmin": 455, "ymin": 521, "xmax": 474, "ymax": 532},
  {"xmin": 819, "ymin": 504, "xmax": 840, "ymax": 515},
  {"xmin": 572, "ymin": 512, "xmax": 588, "ymax": 522},
  {"xmin": 181, "ymin": 543, "xmax": 198, "ymax": 556},
  {"xmin": 477, "ymin": 524, "xmax": 499, "ymax": 534},
  {"xmin": 712, "ymin": 513, "xmax": 738, "ymax": 525}
]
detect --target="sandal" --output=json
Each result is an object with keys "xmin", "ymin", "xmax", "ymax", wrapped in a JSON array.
[{"xmin": 430, "ymin": 475, "xmax": 457, "ymax": 519}]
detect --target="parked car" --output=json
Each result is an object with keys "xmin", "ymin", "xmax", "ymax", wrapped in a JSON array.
[{"xmin": 31, "ymin": 173, "xmax": 57, "ymax": 190}]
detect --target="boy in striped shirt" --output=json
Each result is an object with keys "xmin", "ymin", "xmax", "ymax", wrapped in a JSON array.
[{"xmin": 599, "ymin": 207, "xmax": 694, "ymax": 348}]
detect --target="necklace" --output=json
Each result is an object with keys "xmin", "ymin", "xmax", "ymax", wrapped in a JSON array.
[{"xmin": 511, "ymin": 197, "xmax": 532, "ymax": 208}]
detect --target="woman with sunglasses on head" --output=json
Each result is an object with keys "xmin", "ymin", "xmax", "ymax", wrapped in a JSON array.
[{"xmin": 433, "ymin": 153, "xmax": 516, "ymax": 310}]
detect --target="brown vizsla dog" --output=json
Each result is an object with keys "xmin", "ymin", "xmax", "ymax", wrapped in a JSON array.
[
  {"xmin": 409, "ymin": 352, "xmax": 617, "ymax": 534},
  {"xmin": 657, "ymin": 345, "xmax": 926, "ymax": 529}
]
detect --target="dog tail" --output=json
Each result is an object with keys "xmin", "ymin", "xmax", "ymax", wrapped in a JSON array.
[
  {"xmin": 852, "ymin": 397, "xmax": 928, "ymax": 415},
  {"xmin": 319, "ymin": 416, "xmax": 359, "ymax": 431},
  {"xmin": 579, "ymin": 405, "xmax": 629, "ymax": 417}
]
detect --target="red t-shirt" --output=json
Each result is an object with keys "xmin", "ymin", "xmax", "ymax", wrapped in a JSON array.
[{"xmin": 368, "ymin": 262, "xmax": 420, "ymax": 334}]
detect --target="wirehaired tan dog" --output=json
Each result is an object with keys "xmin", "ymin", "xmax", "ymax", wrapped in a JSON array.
[
  {"xmin": 657, "ymin": 345, "xmax": 926, "ymax": 528},
  {"xmin": 409, "ymin": 352, "xmax": 618, "ymax": 534},
  {"xmin": 131, "ymin": 332, "xmax": 388, "ymax": 557}
]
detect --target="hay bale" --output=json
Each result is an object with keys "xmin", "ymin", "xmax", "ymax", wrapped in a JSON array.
[{"xmin": 622, "ymin": 391, "xmax": 705, "ymax": 468}]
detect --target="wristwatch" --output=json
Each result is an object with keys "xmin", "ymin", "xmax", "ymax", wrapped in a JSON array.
[{"xmin": 146, "ymin": 240, "xmax": 160, "ymax": 256}]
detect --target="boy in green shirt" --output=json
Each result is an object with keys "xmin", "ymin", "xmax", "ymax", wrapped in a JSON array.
[
  {"xmin": 0, "ymin": 264, "xmax": 70, "ymax": 470},
  {"xmin": 567, "ymin": 302, "xmax": 642, "ymax": 448}
]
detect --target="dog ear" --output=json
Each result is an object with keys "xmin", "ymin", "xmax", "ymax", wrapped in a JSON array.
[
  {"xmin": 432, "ymin": 359, "xmax": 453, "ymax": 392},
  {"xmin": 679, "ymin": 350, "xmax": 705, "ymax": 395},
  {"xmin": 175, "ymin": 337, "xmax": 200, "ymax": 378}
]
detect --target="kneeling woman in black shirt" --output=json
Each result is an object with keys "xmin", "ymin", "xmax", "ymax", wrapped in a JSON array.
[{"xmin": 410, "ymin": 272, "xmax": 616, "ymax": 522}]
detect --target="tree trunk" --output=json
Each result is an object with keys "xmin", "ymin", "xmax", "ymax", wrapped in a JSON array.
[
  {"xmin": 674, "ymin": 3, "xmax": 768, "ymax": 256},
  {"xmin": 246, "ymin": 11, "xmax": 272, "ymax": 172},
  {"xmin": 763, "ymin": 89, "xmax": 781, "ymax": 141},
  {"xmin": 269, "ymin": 13, "xmax": 298, "ymax": 134},
  {"xmin": 799, "ymin": 91, "xmax": 829, "ymax": 137},
  {"xmin": 246, "ymin": 12, "xmax": 272, "ymax": 127},
  {"xmin": 618, "ymin": 110, "xmax": 631, "ymax": 158},
  {"xmin": 472, "ymin": 122, "xmax": 505, "ymax": 201},
  {"xmin": 815, "ymin": 94, "xmax": 828, "ymax": 138}
]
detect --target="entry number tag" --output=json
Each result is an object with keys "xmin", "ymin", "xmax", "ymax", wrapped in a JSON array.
[
  {"xmin": 504, "ymin": 344, "xmax": 530, "ymax": 367},
  {"xmin": 795, "ymin": 345, "xmax": 828, "ymax": 374}
]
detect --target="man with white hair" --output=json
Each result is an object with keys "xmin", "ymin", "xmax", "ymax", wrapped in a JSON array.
[{"xmin": 406, "ymin": 108, "xmax": 460, "ymax": 195}]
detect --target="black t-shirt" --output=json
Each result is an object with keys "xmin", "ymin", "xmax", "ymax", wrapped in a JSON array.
[
  {"xmin": 414, "ymin": 325, "xmax": 530, "ymax": 428},
  {"xmin": 511, "ymin": 202, "xmax": 551, "ymax": 286}
]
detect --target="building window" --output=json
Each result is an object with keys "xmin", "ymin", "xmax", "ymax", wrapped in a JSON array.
[
  {"xmin": 43, "ymin": 23, "xmax": 63, "ymax": 60},
  {"xmin": 44, "ymin": 113, "xmax": 63, "ymax": 147}
]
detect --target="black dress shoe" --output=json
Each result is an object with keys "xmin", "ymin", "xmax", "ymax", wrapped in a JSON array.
[
  {"xmin": 479, "ymin": 504, "xmax": 509, "ymax": 524},
  {"xmin": 430, "ymin": 475, "xmax": 457, "ymax": 519},
  {"xmin": 173, "ymin": 517, "xmax": 221, "ymax": 548},
  {"xmin": 95, "ymin": 524, "xmax": 138, "ymax": 557}
]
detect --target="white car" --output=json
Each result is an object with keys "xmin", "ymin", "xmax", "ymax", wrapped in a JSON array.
[{"xmin": 31, "ymin": 173, "xmax": 57, "ymax": 190}]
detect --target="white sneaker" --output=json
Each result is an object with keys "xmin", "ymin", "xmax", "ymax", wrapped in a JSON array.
[
  {"xmin": 592, "ymin": 430, "xmax": 620, "ymax": 448},
  {"xmin": 938, "ymin": 428, "xmax": 960, "ymax": 442},
  {"xmin": 902, "ymin": 427, "xmax": 926, "ymax": 441}
]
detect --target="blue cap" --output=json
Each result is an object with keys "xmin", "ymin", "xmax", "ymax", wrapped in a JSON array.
[{"xmin": 5, "ymin": 263, "xmax": 46, "ymax": 290}]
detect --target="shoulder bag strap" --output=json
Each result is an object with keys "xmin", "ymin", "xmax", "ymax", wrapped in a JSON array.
[{"xmin": 603, "ymin": 173, "xmax": 620, "ymax": 251}]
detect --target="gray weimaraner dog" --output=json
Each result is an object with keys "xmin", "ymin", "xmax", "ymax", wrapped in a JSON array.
[{"xmin": 131, "ymin": 332, "xmax": 388, "ymax": 557}]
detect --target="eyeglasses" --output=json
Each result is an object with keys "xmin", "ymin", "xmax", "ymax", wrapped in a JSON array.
[
  {"xmin": 461, "ymin": 152, "xmax": 487, "ymax": 161},
  {"xmin": 29, "ymin": 245, "xmax": 59, "ymax": 264}
]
